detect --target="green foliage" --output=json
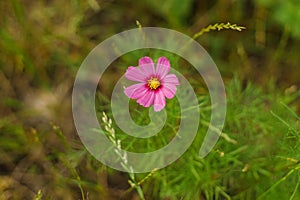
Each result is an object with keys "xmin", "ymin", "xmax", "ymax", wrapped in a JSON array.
[
  {"xmin": 257, "ymin": 0, "xmax": 300, "ymax": 39},
  {"xmin": 137, "ymin": 77, "xmax": 300, "ymax": 200},
  {"xmin": 34, "ymin": 190, "xmax": 43, "ymax": 200},
  {"xmin": 0, "ymin": 120, "xmax": 27, "ymax": 154},
  {"xmin": 0, "ymin": 0, "xmax": 300, "ymax": 199},
  {"xmin": 143, "ymin": 0, "xmax": 194, "ymax": 26}
]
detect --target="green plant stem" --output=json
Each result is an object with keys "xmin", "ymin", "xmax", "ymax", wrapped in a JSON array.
[
  {"xmin": 257, "ymin": 164, "xmax": 300, "ymax": 200},
  {"xmin": 267, "ymin": 26, "xmax": 290, "ymax": 70},
  {"xmin": 289, "ymin": 172, "xmax": 300, "ymax": 200}
]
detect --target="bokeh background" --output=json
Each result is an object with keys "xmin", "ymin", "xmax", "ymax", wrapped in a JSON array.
[{"xmin": 1, "ymin": 0, "xmax": 299, "ymax": 199}]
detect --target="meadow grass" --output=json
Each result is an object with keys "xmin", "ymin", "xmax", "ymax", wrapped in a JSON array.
[
  {"xmin": 1, "ymin": 1, "xmax": 300, "ymax": 199},
  {"xmin": 95, "ymin": 54, "xmax": 300, "ymax": 199}
]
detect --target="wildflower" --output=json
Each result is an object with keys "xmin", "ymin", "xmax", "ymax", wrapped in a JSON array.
[{"xmin": 124, "ymin": 56, "xmax": 179, "ymax": 112}]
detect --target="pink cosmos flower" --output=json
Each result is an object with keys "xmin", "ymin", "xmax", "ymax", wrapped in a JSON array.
[{"xmin": 124, "ymin": 56, "xmax": 179, "ymax": 112}]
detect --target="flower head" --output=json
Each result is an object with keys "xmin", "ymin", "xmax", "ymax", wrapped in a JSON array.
[{"xmin": 124, "ymin": 56, "xmax": 179, "ymax": 112}]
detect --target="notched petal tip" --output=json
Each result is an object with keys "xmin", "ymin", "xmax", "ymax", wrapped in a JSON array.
[
  {"xmin": 138, "ymin": 56, "xmax": 155, "ymax": 77},
  {"xmin": 162, "ymin": 84, "xmax": 177, "ymax": 99},
  {"xmin": 156, "ymin": 57, "xmax": 170, "ymax": 79},
  {"xmin": 162, "ymin": 74, "xmax": 180, "ymax": 85},
  {"xmin": 157, "ymin": 56, "xmax": 170, "ymax": 66},
  {"xmin": 125, "ymin": 66, "xmax": 147, "ymax": 82},
  {"xmin": 138, "ymin": 56, "xmax": 154, "ymax": 65},
  {"xmin": 154, "ymin": 104, "xmax": 165, "ymax": 112}
]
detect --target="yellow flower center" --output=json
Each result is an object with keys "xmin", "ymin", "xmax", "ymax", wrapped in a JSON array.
[{"xmin": 147, "ymin": 77, "xmax": 161, "ymax": 90}]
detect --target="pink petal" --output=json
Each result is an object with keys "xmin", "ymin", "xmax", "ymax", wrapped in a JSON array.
[
  {"xmin": 138, "ymin": 56, "xmax": 155, "ymax": 77},
  {"xmin": 124, "ymin": 83, "xmax": 148, "ymax": 99},
  {"xmin": 137, "ymin": 90, "xmax": 155, "ymax": 107},
  {"xmin": 125, "ymin": 66, "xmax": 147, "ymax": 82},
  {"xmin": 161, "ymin": 84, "xmax": 177, "ymax": 99},
  {"xmin": 155, "ymin": 57, "xmax": 170, "ymax": 79},
  {"xmin": 154, "ymin": 89, "xmax": 166, "ymax": 112},
  {"xmin": 162, "ymin": 74, "xmax": 179, "ymax": 85}
]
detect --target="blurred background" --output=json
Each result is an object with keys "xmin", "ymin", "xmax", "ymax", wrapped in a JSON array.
[{"xmin": 0, "ymin": 0, "xmax": 299, "ymax": 199}]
